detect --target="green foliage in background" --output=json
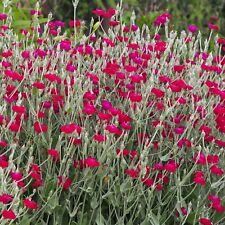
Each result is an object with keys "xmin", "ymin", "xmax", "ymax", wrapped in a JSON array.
[
  {"xmin": 4, "ymin": 0, "xmax": 224, "ymax": 37},
  {"xmin": 0, "ymin": 0, "xmax": 48, "ymax": 32},
  {"xmin": 43, "ymin": 0, "xmax": 225, "ymax": 36}
]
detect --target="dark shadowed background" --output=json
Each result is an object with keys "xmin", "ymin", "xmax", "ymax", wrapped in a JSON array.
[{"xmin": 42, "ymin": 0, "xmax": 225, "ymax": 35}]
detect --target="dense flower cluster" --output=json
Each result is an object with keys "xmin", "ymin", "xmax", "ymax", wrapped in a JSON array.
[{"xmin": 0, "ymin": 2, "xmax": 225, "ymax": 224}]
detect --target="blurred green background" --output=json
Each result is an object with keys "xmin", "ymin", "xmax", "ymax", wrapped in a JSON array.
[
  {"xmin": 42, "ymin": 0, "xmax": 225, "ymax": 35},
  {"xmin": 1, "ymin": 0, "xmax": 225, "ymax": 36}
]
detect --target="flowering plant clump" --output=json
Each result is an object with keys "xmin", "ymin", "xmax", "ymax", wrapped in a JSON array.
[{"xmin": 0, "ymin": 0, "xmax": 225, "ymax": 224}]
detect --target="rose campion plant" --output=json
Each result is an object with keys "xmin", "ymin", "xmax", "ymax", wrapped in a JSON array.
[{"xmin": 0, "ymin": 0, "xmax": 225, "ymax": 224}]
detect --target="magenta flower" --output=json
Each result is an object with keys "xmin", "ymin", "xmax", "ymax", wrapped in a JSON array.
[
  {"xmin": 0, "ymin": 13, "xmax": 7, "ymax": 20},
  {"xmin": 208, "ymin": 23, "xmax": 219, "ymax": 31},
  {"xmin": 154, "ymin": 12, "xmax": 171, "ymax": 26},
  {"xmin": 188, "ymin": 24, "xmax": 198, "ymax": 33},
  {"xmin": 84, "ymin": 157, "xmax": 100, "ymax": 168}
]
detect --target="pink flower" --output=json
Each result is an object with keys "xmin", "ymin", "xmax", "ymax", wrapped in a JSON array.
[
  {"xmin": 58, "ymin": 176, "xmax": 72, "ymax": 189},
  {"xmin": 21, "ymin": 50, "xmax": 30, "ymax": 59},
  {"xmin": 69, "ymin": 20, "xmax": 81, "ymax": 27},
  {"xmin": 154, "ymin": 12, "xmax": 171, "ymax": 26},
  {"xmin": 33, "ymin": 180, "xmax": 43, "ymax": 189},
  {"xmin": 193, "ymin": 152, "xmax": 207, "ymax": 165},
  {"xmin": 174, "ymin": 126, "xmax": 185, "ymax": 135},
  {"xmin": 208, "ymin": 23, "xmax": 219, "ymax": 31},
  {"xmin": 30, "ymin": 10, "xmax": 41, "ymax": 16},
  {"xmin": 156, "ymin": 183, "xmax": 163, "ymax": 191},
  {"xmin": 141, "ymin": 177, "xmax": 154, "ymax": 187},
  {"xmin": 194, "ymin": 176, "xmax": 206, "ymax": 185},
  {"xmin": 188, "ymin": 24, "xmax": 198, "ymax": 33},
  {"xmin": 82, "ymin": 103, "xmax": 97, "ymax": 115},
  {"xmin": 23, "ymin": 198, "xmax": 38, "ymax": 210},
  {"xmin": 129, "ymin": 92, "xmax": 142, "ymax": 102},
  {"xmin": 2, "ymin": 210, "xmax": 16, "ymax": 220},
  {"xmin": 94, "ymin": 134, "xmax": 106, "ymax": 142},
  {"xmin": 10, "ymin": 171, "xmax": 23, "ymax": 181},
  {"xmin": 181, "ymin": 207, "xmax": 188, "ymax": 216},
  {"xmin": 151, "ymin": 88, "xmax": 165, "ymax": 98},
  {"xmin": 0, "ymin": 194, "xmax": 13, "ymax": 204},
  {"xmin": 69, "ymin": 137, "xmax": 82, "ymax": 145},
  {"xmin": 207, "ymin": 155, "xmax": 219, "ymax": 164},
  {"xmin": 85, "ymin": 157, "xmax": 100, "ymax": 168},
  {"xmin": 101, "ymin": 100, "xmax": 112, "ymax": 110},
  {"xmin": 34, "ymin": 122, "xmax": 48, "ymax": 134},
  {"xmin": 131, "ymin": 24, "xmax": 138, "ymax": 31},
  {"xmin": 0, "ymin": 13, "xmax": 7, "ymax": 20},
  {"xmin": 125, "ymin": 168, "xmax": 140, "ymax": 178},
  {"xmin": 60, "ymin": 123, "xmax": 81, "ymax": 134},
  {"xmin": 66, "ymin": 64, "xmax": 76, "ymax": 72},
  {"xmin": 60, "ymin": 40, "xmax": 71, "ymax": 51},
  {"xmin": 92, "ymin": 8, "xmax": 116, "ymax": 18},
  {"xmin": 153, "ymin": 163, "xmax": 164, "ymax": 170},
  {"xmin": 0, "ymin": 158, "xmax": 8, "ymax": 168},
  {"xmin": 105, "ymin": 124, "xmax": 122, "ymax": 136},
  {"xmin": 217, "ymin": 38, "xmax": 225, "ymax": 45},
  {"xmin": 210, "ymin": 165, "xmax": 224, "ymax": 176},
  {"xmin": 12, "ymin": 105, "xmax": 26, "ymax": 114},
  {"xmin": 48, "ymin": 149, "xmax": 59, "ymax": 160},
  {"xmin": 54, "ymin": 20, "xmax": 65, "ymax": 27},
  {"xmin": 199, "ymin": 218, "xmax": 213, "ymax": 225},
  {"xmin": 173, "ymin": 65, "xmax": 186, "ymax": 73},
  {"xmin": 92, "ymin": 8, "xmax": 107, "ymax": 17},
  {"xmin": 164, "ymin": 162, "xmax": 177, "ymax": 173},
  {"xmin": 0, "ymin": 141, "xmax": 8, "ymax": 148}
]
